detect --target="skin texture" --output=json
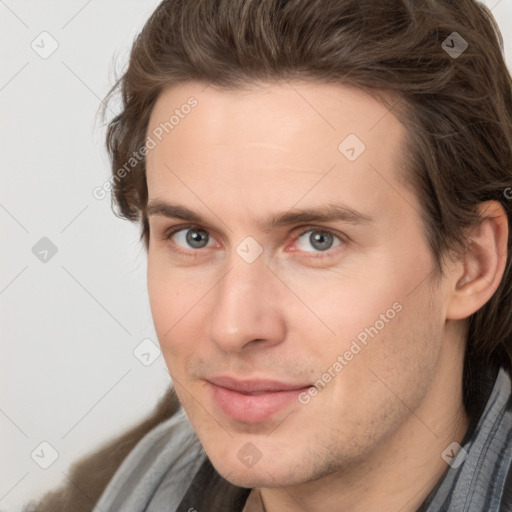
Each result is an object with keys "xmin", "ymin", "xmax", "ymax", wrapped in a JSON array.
[{"xmin": 145, "ymin": 80, "xmax": 508, "ymax": 512}]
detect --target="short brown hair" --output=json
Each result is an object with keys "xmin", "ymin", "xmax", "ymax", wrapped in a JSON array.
[{"xmin": 103, "ymin": 0, "xmax": 512, "ymax": 416}]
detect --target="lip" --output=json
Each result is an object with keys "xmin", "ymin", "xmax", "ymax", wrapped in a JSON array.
[{"xmin": 206, "ymin": 376, "xmax": 312, "ymax": 423}]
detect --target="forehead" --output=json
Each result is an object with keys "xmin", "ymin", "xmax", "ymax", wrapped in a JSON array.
[
  {"xmin": 147, "ymin": 80, "xmax": 402, "ymax": 154},
  {"xmin": 144, "ymin": 80, "xmax": 415, "ymax": 226}
]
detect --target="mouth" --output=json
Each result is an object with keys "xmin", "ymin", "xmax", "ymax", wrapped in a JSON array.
[{"xmin": 206, "ymin": 376, "xmax": 312, "ymax": 423}]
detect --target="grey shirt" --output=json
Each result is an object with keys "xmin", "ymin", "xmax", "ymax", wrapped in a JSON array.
[{"xmin": 95, "ymin": 365, "xmax": 512, "ymax": 511}]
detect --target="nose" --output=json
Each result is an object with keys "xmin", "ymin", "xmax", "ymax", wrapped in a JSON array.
[{"xmin": 207, "ymin": 257, "xmax": 287, "ymax": 353}]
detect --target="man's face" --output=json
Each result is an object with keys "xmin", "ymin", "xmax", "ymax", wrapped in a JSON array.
[{"xmin": 145, "ymin": 81, "xmax": 453, "ymax": 487}]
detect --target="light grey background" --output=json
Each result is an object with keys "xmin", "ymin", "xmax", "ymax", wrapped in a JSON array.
[{"xmin": 1, "ymin": 1, "xmax": 511, "ymax": 511}]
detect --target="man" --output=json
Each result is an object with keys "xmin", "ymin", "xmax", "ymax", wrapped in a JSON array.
[{"xmin": 22, "ymin": 0, "xmax": 512, "ymax": 511}]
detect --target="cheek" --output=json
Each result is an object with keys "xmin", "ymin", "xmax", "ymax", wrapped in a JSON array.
[
  {"xmin": 328, "ymin": 287, "xmax": 443, "ymax": 430},
  {"xmin": 147, "ymin": 251, "xmax": 197, "ymax": 328},
  {"xmin": 305, "ymin": 255, "xmax": 443, "ymax": 405},
  {"xmin": 147, "ymin": 255, "xmax": 218, "ymax": 386},
  {"xmin": 147, "ymin": 258, "xmax": 190, "ymax": 357},
  {"xmin": 297, "ymin": 271, "xmax": 402, "ymax": 356},
  {"xmin": 147, "ymin": 261, "xmax": 170, "ymax": 335}
]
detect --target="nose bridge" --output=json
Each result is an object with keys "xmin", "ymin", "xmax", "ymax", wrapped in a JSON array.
[{"xmin": 207, "ymin": 253, "xmax": 286, "ymax": 351}]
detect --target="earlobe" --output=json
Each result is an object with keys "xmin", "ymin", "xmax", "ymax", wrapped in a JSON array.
[{"xmin": 446, "ymin": 200, "xmax": 509, "ymax": 321}]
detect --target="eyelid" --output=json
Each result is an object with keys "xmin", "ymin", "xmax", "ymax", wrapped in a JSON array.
[
  {"xmin": 292, "ymin": 225, "xmax": 347, "ymax": 244},
  {"xmin": 286, "ymin": 225, "xmax": 347, "ymax": 257},
  {"xmin": 162, "ymin": 223, "xmax": 214, "ymax": 242},
  {"xmin": 161, "ymin": 223, "xmax": 220, "ymax": 254}
]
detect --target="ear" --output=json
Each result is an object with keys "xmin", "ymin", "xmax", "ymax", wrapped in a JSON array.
[{"xmin": 446, "ymin": 200, "xmax": 509, "ymax": 321}]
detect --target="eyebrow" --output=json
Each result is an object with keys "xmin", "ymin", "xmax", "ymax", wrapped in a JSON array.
[{"xmin": 146, "ymin": 200, "xmax": 374, "ymax": 232}]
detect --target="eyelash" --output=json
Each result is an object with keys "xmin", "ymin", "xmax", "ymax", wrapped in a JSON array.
[{"xmin": 161, "ymin": 224, "xmax": 346, "ymax": 260}]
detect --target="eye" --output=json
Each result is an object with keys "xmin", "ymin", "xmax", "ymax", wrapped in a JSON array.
[
  {"xmin": 165, "ymin": 225, "xmax": 215, "ymax": 251},
  {"xmin": 161, "ymin": 224, "xmax": 346, "ymax": 259},
  {"xmin": 294, "ymin": 227, "xmax": 343, "ymax": 254}
]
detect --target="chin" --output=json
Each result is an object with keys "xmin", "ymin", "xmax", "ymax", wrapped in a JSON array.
[
  {"xmin": 215, "ymin": 462, "xmax": 288, "ymax": 488},
  {"xmin": 206, "ymin": 447, "xmax": 306, "ymax": 489},
  {"xmin": 222, "ymin": 471, "xmax": 272, "ymax": 488}
]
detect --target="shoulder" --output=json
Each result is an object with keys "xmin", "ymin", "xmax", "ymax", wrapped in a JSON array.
[
  {"xmin": 423, "ymin": 366, "xmax": 512, "ymax": 511},
  {"xmin": 21, "ymin": 386, "xmax": 204, "ymax": 512},
  {"xmin": 458, "ymin": 366, "xmax": 512, "ymax": 510},
  {"xmin": 498, "ymin": 368, "xmax": 512, "ymax": 510},
  {"xmin": 95, "ymin": 405, "xmax": 206, "ymax": 511}
]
